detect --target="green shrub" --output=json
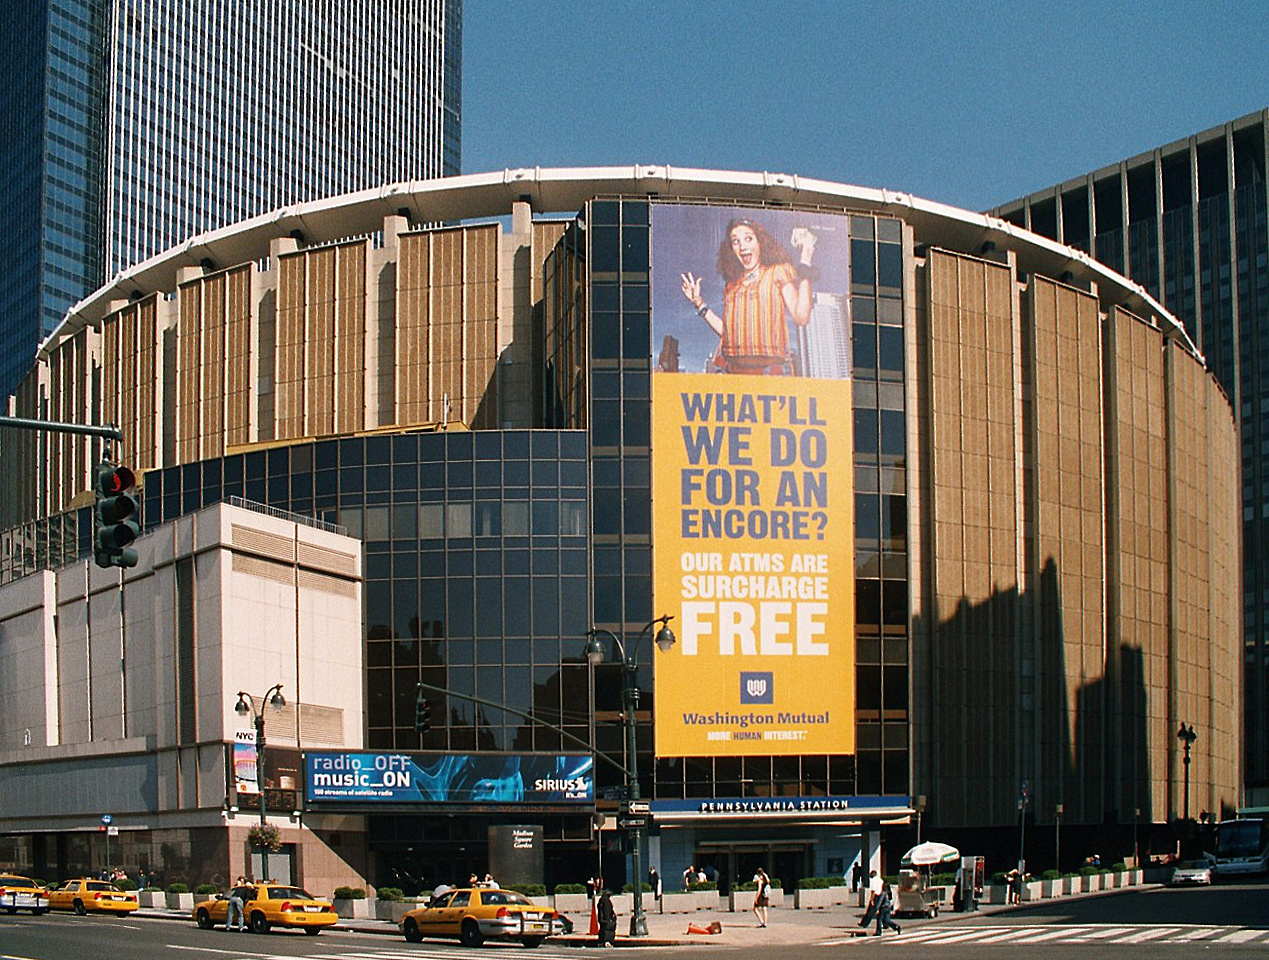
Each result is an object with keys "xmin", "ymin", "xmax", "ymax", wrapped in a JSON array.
[
  {"xmin": 796, "ymin": 876, "xmax": 833, "ymax": 889},
  {"xmin": 506, "ymin": 883, "xmax": 546, "ymax": 898},
  {"xmin": 376, "ymin": 887, "xmax": 404, "ymax": 902},
  {"xmin": 553, "ymin": 883, "xmax": 586, "ymax": 895},
  {"xmin": 1078, "ymin": 865, "xmax": 1098, "ymax": 876},
  {"xmin": 991, "ymin": 871, "xmax": 1008, "ymax": 885},
  {"xmin": 621, "ymin": 882, "xmax": 653, "ymax": 894},
  {"xmin": 167, "ymin": 882, "xmax": 189, "ymax": 894},
  {"xmin": 333, "ymin": 886, "xmax": 366, "ymax": 900},
  {"xmin": 931, "ymin": 873, "xmax": 956, "ymax": 886},
  {"xmin": 737, "ymin": 879, "xmax": 784, "ymax": 891},
  {"xmin": 1111, "ymin": 862, "xmax": 1128, "ymax": 872},
  {"xmin": 1041, "ymin": 869, "xmax": 1061, "ymax": 881},
  {"xmin": 194, "ymin": 883, "xmax": 218, "ymax": 896},
  {"xmin": 115, "ymin": 879, "xmax": 137, "ymax": 891},
  {"xmin": 693, "ymin": 880, "xmax": 717, "ymax": 891}
]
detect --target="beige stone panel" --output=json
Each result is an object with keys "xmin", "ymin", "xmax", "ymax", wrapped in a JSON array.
[
  {"xmin": 334, "ymin": 243, "xmax": 367, "ymax": 435},
  {"xmin": 202, "ymin": 277, "xmax": 225, "ymax": 458},
  {"xmin": 306, "ymin": 247, "xmax": 337, "ymax": 438},
  {"xmin": 176, "ymin": 285, "xmax": 202, "ymax": 463},
  {"xmin": 276, "ymin": 254, "xmax": 307, "ymax": 440},
  {"xmin": 225, "ymin": 266, "xmax": 251, "ymax": 447}
]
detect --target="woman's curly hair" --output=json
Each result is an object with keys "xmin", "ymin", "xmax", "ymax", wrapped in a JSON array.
[{"xmin": 716, "ymin": 218, "xmax": 793, "ymax": 284}]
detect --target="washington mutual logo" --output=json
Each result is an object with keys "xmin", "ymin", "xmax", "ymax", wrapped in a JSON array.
[{"xmin": 740, "ymin": 672, "xmax": 773, "ymax": 705}]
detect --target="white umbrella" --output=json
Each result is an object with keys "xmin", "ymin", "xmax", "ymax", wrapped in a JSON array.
[{"xmin": 901, "ymin": 841, "xmax": 960, "ymax": 867}]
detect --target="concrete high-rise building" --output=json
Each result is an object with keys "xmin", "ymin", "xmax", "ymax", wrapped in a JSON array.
[
  {"xmin": 991, "ymin": 108, "xmax": 1269, "ymax": 805},
  {"xmin": 0, "ymin": 0, "xmax": 462, "ymax": 398}
]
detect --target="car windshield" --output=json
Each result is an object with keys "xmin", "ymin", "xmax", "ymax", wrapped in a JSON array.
[
  {"xmin": 1177, "ymin": 860, "xmax": 1208, "ymax": 870},
  {"xmin": 267, "ymin": 886, "xmax": 314, "ymax": 900},
  {"xmin": 0, "ymin": 877, "xmax": 37, "ymax": 888},
  {"xmin": 480, "ymin": 890, "xmax": 532, "ymax": 906}
]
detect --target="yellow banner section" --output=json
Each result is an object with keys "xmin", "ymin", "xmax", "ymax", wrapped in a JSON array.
[{"xmin": 652, "ymin": 373, "xmax": 854, "ymax": 757}]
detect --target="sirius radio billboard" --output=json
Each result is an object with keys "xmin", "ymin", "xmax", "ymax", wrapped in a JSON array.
[
  {"xmin": 650, "ymin": 204, "xmax": 855, "ymax": 757},
  {"xmin": 304, "ymin": 752, "xmax": 593, "ymax": 804}
]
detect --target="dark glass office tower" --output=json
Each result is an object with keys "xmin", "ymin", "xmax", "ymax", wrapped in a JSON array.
[
  {"xmin": 0, "ymin": 0, "xmax": 463, "ymax": 398},
  {"xmin": 991, "ymin": 108, "xmax": 1269, "ymax": 804}
]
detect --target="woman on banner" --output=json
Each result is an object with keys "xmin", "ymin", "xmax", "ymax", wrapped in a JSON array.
[{"xmin": 680, "ymin": 218, "xmax": 817, "ymax": 376}]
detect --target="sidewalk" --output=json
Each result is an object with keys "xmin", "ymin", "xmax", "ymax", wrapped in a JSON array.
[{"xmin": 129, "ymin": 882, "xmax": 1162, "ymax": 949}]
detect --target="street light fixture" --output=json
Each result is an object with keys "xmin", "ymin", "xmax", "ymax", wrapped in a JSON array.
[
  {"xmin": 1176, "ymin": 723, "xmax": 1197, "ymax": 823},
  {"xmin": 235, "ymin": 684, "xmax": 286, "ymax": 881},
  {"xmin": 584, "ymin": 615, "xmax": 675, "ymax": 938}
]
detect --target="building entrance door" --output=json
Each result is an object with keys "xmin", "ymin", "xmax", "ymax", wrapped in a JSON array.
[{"xmin": 696, "ymin": 843, "xmax": 812, "ymax": 902}]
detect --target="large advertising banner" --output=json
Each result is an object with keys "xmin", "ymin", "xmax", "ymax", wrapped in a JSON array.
[
  {"xmin": 650, "ymin": 204, "xmax": 855, "ymax": 757},
  {"xmin": 304, "ymin": 752, "xmax": 594, "ymax": 804}
]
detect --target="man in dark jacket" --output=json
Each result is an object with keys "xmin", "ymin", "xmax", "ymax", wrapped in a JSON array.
[{"xmin": 597, "ymin": 890, "xmax": 617, "ymax": 947}]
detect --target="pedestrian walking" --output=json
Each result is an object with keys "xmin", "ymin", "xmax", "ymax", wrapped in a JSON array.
[
  {"xmin": 858, "ymin": 870, "xmax": 883, "ymax": 928},
  {"xmin": 874, "ymin": 881, "xmax": 901, "ymax": 936},
  {"xmin": 751, "ymin": 867, "xmax": 770, "ymax": 927}
]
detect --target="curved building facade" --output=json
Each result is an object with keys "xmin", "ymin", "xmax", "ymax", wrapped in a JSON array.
[{"xmin": 0, "ymin": 168, "xmax": 1243, "ymax": 890}]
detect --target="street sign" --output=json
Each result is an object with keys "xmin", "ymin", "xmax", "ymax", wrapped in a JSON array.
[
  {"xmin": 600, "ymin": 785, "xmax": 628, "ymax": 801},
  {"xmin": 618, "ymin": 817, "xmax": 647, "ymax": 830},
  {"xmin": 100, "ymin": 814, "xmax": 113, "ymax": 825},
  {"xmin": 626, "ymin": 800, "xmax": 650, "ymax": 815},
  {"xmin": 107, "ymin": 826, "xmax": 119, "ymax": 836}
]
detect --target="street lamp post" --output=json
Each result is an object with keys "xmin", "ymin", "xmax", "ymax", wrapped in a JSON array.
[
  {"xmin": 235, "ymin": 684, "xmax": 286, "ymax": 882},
  {"xmin": 585, "ymin": 616, "xmax": 676, "ymax": 938},
  {"xmin": 1054, "ymin": 803, "xmax": 1063, "ymax": 874},
  {"xmin": 1176, "ymin": 723, "xmax": 1197, "ymax": 824},
  {"xmin": 914, "ymin": 795, "xmax": 927, "ymax": 845},
  {"xmin": 1017, "ymin": 779, "xmax": 1030, "ymax": 875}
]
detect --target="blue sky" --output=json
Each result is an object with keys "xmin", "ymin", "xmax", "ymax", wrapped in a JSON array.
[{"xmin": 462, "ymin": 0, "xmax": 1269, "ymax": 212}]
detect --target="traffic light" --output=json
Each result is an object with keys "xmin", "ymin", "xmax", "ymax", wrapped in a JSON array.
[
  {"xmin": 414, "ymin": 691, "xmax": 433, "ymax": 734},
  {"xmin": 94, "ymin": 462, "xmax": 140, "ymax": 568}
]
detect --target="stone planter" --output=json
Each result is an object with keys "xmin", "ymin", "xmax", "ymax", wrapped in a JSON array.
[
  {"xmin": 165, "ymin": 892, "xmax": 194, "ymax": 911},
  {"xmin": 552, "ymin": 893, "xmax": 591, "ymax": 916},
  {"xmin": 137, "ymin": 890, "xmax": 166, "ymax": 908},
  {"xmin": 611, "ymin": 893, "xmax": 633, "ymax": 917},
  {"xmin": 1020, "ymin": 881, "xmax": 1042, "ymax": 901},
  {"xmin": 794, "ymin": 886, "xmax": 836, "ymax": 909},
  {"xmin": 375, "ymin": 900, "xmax": 415, "ymax": 923},
  {"xmin": 1040, "ymin": 879, "xmax": 1061, "ymax": 898},
  {"xmin": 693, "ymin": 890, "xmax": 721, "ymax": 911},
  {"xmin": 1126, "ymin": 869, "xmax": 1143, "ymax": 886},
  {"xmin": 333, "ymin": 898, "xmax": 373, "ymax": 919},
  {"xmin": 658, "ymin": 892, "xmax": 695, "ymax": 913}
]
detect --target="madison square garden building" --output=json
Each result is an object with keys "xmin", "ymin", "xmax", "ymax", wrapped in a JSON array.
[{"xmin": 0, "ymin": 168, "xmax": 1243, "ymax": 891}]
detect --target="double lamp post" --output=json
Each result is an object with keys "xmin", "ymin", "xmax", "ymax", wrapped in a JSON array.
[
  {"xmin": 585, "ymin": 615, "xmax": 676, "ymax": 938},
  {"xmin": 235, "ymin": 683, "xmax": 286, "ymax": 882}
]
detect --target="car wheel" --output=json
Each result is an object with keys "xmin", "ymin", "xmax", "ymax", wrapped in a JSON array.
[
  {"xmin": 196, "ymin": 908, "xmax": 214, "ymax": 930},
  {"xmin": 73, "ymin": 900, "xmax": 86, "ymax": 916},
  {"xmin": 460, "ymin": 918, "xmax": 484, "ymax": 947},
  {"xmin": 304, "ymin": 927, "xmax": 321, "ymax": 936},
  {"xmin": 403, "ymin": 918, "xmax": 423, "ymax": 943},
  {"xmin": 249, "ymin": 912, "xmax": 270, "ymax": 934},
  {"xmin": 523, "ymin": 937, "xmax": 544, "ymax": 948},
  {"xmin": 33, "ymin": 909, "xmax": 48, "ymax": 916}
]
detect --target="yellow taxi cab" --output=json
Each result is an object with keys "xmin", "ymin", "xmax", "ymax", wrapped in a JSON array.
[
  {"xmin": 192, "ymin": 882, "xmax": 337, "ymax": 935},
  {"xmin": 0, "ymin": 874, "xmax": 50, "ymax": 915},
  {"xmin": 47, "ymin": 878, "xmax": 139, "ymax": 916},
  {"xmin": 399, "ymin": 886, "xmax": 568, "ymax": 948}
]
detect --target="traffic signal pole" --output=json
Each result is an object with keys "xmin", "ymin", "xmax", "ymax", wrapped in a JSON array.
[{"xmin": 0, "ymin": 415, "xmax": 124, "ymax": 442}]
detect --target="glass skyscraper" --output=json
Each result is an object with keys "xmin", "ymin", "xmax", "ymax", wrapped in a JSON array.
[
  {"xmin": 991, "ymin": 108, "xmax": 1269, "ymax": 805},
  {"xmin": 0, "ymin": 0, "xmax": 462, "ymax": 398}
]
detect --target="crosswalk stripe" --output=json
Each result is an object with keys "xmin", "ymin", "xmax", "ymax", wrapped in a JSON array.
[
  {"xmin": 1213, "ymin": 929, "xmax": 1269, "ymax": 943},
  {"xmin": 816, "ymin": 923, "xmax": 1268, "ymax": 947},
  {"xmin": 1116, "ymin": 927, "xmax": 1184, "ymax": 942}
]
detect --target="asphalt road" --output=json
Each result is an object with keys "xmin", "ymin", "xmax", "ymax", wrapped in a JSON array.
[{"xmin": 2, "ymin": 879, "xmax": 1268, "ymax": 960}]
